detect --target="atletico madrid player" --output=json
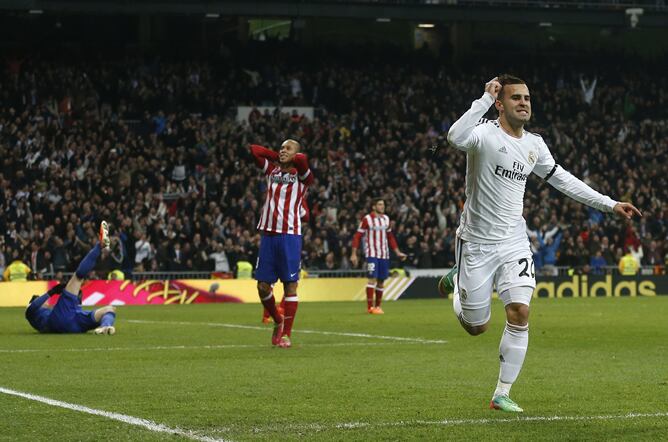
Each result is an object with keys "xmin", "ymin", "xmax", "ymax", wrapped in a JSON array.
[
  {"xmin": 351, "ymin": 198, "xmax": 406, "ymax": 314},
  {"xmin": 262, "ymin": 199, "xmax": 309, "ymax": 324},
  {"xmin": 250, "ymin": 140, "xmax": 314, "ymax": 348}
]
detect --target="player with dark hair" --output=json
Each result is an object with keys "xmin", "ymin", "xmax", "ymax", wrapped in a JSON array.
[
  {"xmin": 251, "ymin": 139, "xmax": 314, "ymax": 348},
  {"xmin": 443, "ymin": 74, "xmax": 641, "ymax": 412},
  {"xmin": 351, "ymin": 198, "xmax": 407, "ymax": 314},
  {"xmin": 25, "ymin": 221, "xmax": 118, "ymax": 335}
]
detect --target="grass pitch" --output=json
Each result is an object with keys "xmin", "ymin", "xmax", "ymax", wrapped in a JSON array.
[{"xmin": 1, "ymin": 297, "xmax": 667, "ymax": 441}]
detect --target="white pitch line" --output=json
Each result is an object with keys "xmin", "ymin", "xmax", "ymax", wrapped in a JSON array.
[
  {"xmin": 0, "ymin": 386, "xmax": 229, "ymax": 442},
  {"xmin": 126, "ymin": 319, "xmax": 447, "ymax": 344},
  {"xmin": 380, "ymin": 411, "xmax": 668, "ymax": 427},
  {"xmin": 241, "ymin": 412, "xmax": 668, "ymax": 434},
  {"xmin": 0, "ymin": 344, "xmax": 259, "ymax": 353},
  {"xmin": 296, "ymin": 327, "xmax": 446, "ymax": 343},
  {"xmin": 0, "ymin": 340, "xmax": 445, "ymax": 354}
]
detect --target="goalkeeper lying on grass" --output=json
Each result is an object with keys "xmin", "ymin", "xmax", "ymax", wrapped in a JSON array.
[{"xmin": 25, "ymin": 221, "xmax": 117, "ymax": 335}]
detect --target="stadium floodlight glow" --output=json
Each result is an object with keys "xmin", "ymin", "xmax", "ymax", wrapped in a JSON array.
[
  {"xmin": 418, "ymin": 23, "xmax": 435, "ymax": 28},
  {"xmin": 205, "ymin": 13, "xmax": 220, "ymax": 19},
  {"xmin": 376, "ymin": 18, "xmax": 391, "ymax": 23},
  {"xmin": 539, "ymin": 22, "xmax": 552, "ymax": 27},
  {"xmin": 28, "ymin": 9, "xmax": 43, "ymax": 14}
]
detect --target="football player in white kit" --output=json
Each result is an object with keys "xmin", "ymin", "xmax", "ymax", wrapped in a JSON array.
[{"xmin": 441, "ymin": 75, "xmax": 641, "ymax": 412}]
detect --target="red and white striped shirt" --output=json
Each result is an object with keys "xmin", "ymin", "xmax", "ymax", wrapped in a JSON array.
[
  {"xmin": 257, "ymin": 160, "xmax": 311, "ymax": 235},
  {"xmin": 352, "ymin": 213, "xmax": 399, "ymax": 259}
]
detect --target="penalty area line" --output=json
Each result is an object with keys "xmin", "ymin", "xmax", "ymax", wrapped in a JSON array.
[
  {"xmin": 243, "ymin": 411, "xmax": 668, "ymax": 434},
  {"xmin": 0, "ymin": 341, "xmax": 444, "ymax": 354},
  {"xmin": 401, "ymin": 411, "xmax": 668, "ymax": 427},
  {"xmin": 0, "ymin": 386, "xmax": 230, "ymax": 442},
  {"xmin": 126, "ymin": 319, "xmax": 447, "ymax": 344}
]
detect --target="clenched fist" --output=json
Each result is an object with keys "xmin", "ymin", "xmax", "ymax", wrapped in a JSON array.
[{"xmin": 485, "ymin": 77, "xmax": 502, "ymax": 99}]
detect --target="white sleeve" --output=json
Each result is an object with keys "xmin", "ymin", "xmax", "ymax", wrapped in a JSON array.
[
  {"xmin": 532, "ymin": 137, "xmax": 557, "ymax": 179},
  {"xmin": 447, "ymin": 92, "xmax": 495, "ymax": 152},
  {"xmin": 531, "ymin": 138, "xmax": 617, "ymax": 213},
  {"xmin": 547, "ymin": 167, "xmax": 617, "ymax": 213}
]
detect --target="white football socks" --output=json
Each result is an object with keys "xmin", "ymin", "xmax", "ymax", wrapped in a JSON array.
[{"xmin": 494, "ymin": 321, "xmax": 529, "ymax": 398}]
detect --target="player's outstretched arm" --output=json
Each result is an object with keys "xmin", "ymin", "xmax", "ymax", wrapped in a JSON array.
[
  {"xmin": 545, "ymin": 166, "xmax": 641, "ymax": 218},
  {"xmin": 446, "ymin": 77, "xmax": 500, "ymax": 151}
]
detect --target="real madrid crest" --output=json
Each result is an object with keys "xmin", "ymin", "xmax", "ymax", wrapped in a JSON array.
[{"xmin": 527, "ymin": 151, "xmax": 537, "ymax": 165}]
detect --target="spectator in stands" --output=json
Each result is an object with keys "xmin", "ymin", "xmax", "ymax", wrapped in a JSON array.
[
  {"xmin": 540, "ymin": 230, "xmax": 563, "ymax": 277},
  {"xmin": 4, "ymin": 257, "xmax": 31, "ymax": 281},
  {"xmin": 642, "ymin": 240, "xmax": 663, "ymax": 267},
  {"xmin": 590, "ymin": 251, "xmax": 607, "ymax": 275},
  {"xmin": 0, "ymin": 242, "xmax": 6, "ymax": 277},
  {"xmin": 618, "ymin": 249, "xmax": 640, "ymax": 276},
  {"xmin": 134, "ymin": 233, "xmax": 154, "ymax": 270},
  {"xmin": 209, "ymin": 241, "xmax": 231, "ymax": 273},
  {"xmin": 324, "ymin": 252, "xmax": 337, "ymax": 271},
  {"xmin": 600, "ymin": 236, "xmax": 616, "ymax": 267}
]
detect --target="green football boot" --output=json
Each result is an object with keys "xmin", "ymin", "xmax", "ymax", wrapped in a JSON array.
[
  {"xmin": 437, "ymin": 266, "xmax": 457, "ymax": 297},
  {"xmin": 490, "ymin": 395, "xmax": 524, "ymax": 413}
]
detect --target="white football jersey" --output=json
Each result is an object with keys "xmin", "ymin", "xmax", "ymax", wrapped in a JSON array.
[{"xmin": 448, "ymin": 92, "xmax": 617, "ymax": 244}]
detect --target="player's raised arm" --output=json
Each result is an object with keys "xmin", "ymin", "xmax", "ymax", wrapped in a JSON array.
[
  {"xmin": 447, "ymin": 77, "xmax": 501, "ymax": 151},
  {"xmin": 293, "ymin": 153, "xmax": 314, "ymax": 186},
  {"xmin": 250, "ymin": 144, "xmax": 279, "ymax": 170}
]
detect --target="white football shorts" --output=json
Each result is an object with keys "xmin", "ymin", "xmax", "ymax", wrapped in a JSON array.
[{"xmin": 454, "ymin": 234, "xmax": 535, "ymax": 326}]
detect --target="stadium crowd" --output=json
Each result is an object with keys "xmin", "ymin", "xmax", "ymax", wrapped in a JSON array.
[{"xmin": 1, "ymin": 43, "xmax": 667, "ymax": 279}]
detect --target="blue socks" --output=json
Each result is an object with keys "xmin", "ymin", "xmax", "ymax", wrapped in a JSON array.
[
  {"xmin": 76, "ymin": 243, "xmax": 101, "ymax": 279},
  {"xmin": 100, "ymin": 312, "xmax": 116, "ymax": 327}
]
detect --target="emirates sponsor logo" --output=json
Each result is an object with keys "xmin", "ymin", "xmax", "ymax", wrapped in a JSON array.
[{"xmin": 494, "ymin": 165, "xmax": 528, "ymax": 182}]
